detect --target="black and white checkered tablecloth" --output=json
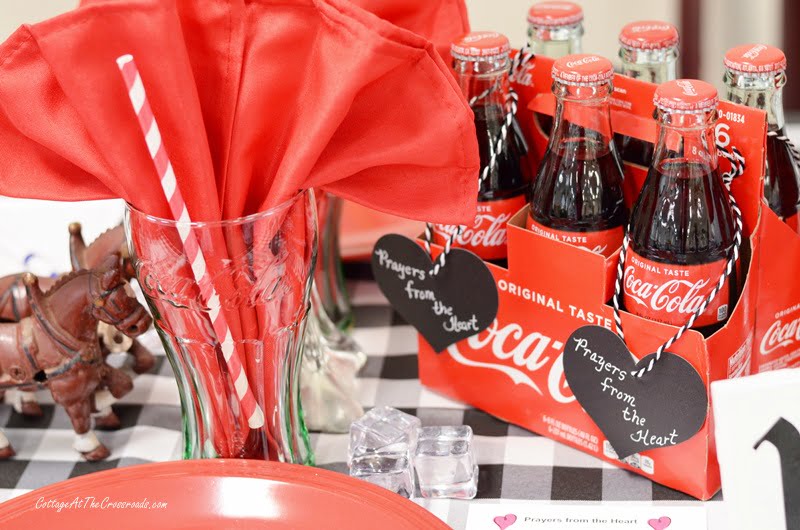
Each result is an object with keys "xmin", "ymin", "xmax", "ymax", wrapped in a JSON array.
[{"xmin": 0, "ymin": 264, "xmax": 711, "ymax": 528}]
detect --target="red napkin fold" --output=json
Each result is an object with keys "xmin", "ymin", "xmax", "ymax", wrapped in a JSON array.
[
  {"xmin": 0, "ymin": 0, "xmax": 478, "ymax": 226},
  {"xmin": 351, "ymin": 0, "xmax": 470, "ymax": 61}
]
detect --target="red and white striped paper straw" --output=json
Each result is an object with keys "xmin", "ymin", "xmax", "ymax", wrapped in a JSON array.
[{"xmin": 116, "ymin": 54, "xmax": 264, "ymax": 429}]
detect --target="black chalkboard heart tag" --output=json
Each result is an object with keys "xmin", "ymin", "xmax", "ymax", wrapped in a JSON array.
[
  {"xmin": 563, "ymin": 325, "xmax": 708, "ymax": 459},
  {"xmin": 371, "ymin": 234, "xmax": 498, "ymax": 352}
]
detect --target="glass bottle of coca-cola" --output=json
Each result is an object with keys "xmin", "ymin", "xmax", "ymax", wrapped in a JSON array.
[
  {"xmin": 723, "ymin": 44, "xmax": 800, "ymax": 233},
  {"xmin": 616, "ymin": 21, "xmax": 679, "ymax": 168},
  {"xmin": 432, "ymin": 32, "xmax": 530, "ymax": 262},
  {"xmin": 527, "ymin": 1, "xmax": 584, "ymax": 136},
  {"xmin": 527, "ymin": 54, "xmax": 628, "ymax": 257},
  {"xmin": 527, "ymin": 1, "xmax": 584, "ymax": 57},
  {"xmin": 624, "ymin": 80, "xmax": 738, "ymax": 335}
]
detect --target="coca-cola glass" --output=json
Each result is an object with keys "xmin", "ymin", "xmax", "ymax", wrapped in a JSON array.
[
  {"xmin": 124, "ymin": 191, "xmax": 317, "ymax": 463},
  {"xmin": 435, "ymin": 32, "xmax": 531, "ymax": 263},
  {"xmin": 528, "ymin": 54, "xmax": 628, "ymax": 257},
  {"xmin": 624, "ymin": 79, "xmax": 737, "ymax": 335}
]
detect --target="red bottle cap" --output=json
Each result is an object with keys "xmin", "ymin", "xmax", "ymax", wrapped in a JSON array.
[
  {"xmin": 654, "ymin": 79, "xmax": 719, "ymax": 112},
  {"xmin": 619, "ymin": 21, "xmax": 679, "ymax": 50},
  {"xmin": 724, "ymin": 44, "xmax": 786, "ymax": 74},
  {"xmin": 451, "ymin": 32, "xmax": 511, "ymax": 60},
  {"xmin": 527, "ymin": 1, "xmax": 584, "ymax": 27},
  {"xmin": 552, "ymin": 54, "xmax": 614, "ymax": 85}
]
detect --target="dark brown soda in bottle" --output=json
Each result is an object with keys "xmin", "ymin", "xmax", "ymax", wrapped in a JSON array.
[
  {"xmin": 724, "ymin": 44, "xmax": 800, "ymax": 232},
  {"xmin": 624, "ymin": 80, "xmax": 738, "ymax": 336},
  {"xmin": 432, "ymin": 32, "xmax": 531, "ymax": 263},
  {"xmin": 528, "ymin": 54, "xmax": 628, "ymax": 257}
]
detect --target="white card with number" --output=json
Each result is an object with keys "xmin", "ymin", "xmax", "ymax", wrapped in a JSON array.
[
  {"xmin": 712, "ymin": 369, "xmax": 800, "ymax": 530},
  {"xmin": 465, "ymin": 503, "xmax": 707, "ymax": 530}
]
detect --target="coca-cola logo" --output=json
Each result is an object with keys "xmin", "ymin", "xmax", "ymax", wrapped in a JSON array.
[
  {"xmin": 676, "ymin": 80, "xmax": 698, "ymax": 96},
  {"xmin": 566, "ymin": 55, "xmax": 600, "ymax": 68},
  {"xmin": 137, "ymin": 251, "xmax": 295, "ymax": 311},
  {"xmin": 760, "ymin": 317, "xmax": 800, "ymax": 356},
  {"xmin": 509, "ymin": 63, "xmax": 534, "ymax": 87},
  {"xmin": 743, "ymin": 44, "xmax": 767, "ymax": 60},
  {"xmin": 435, "ymin": 212, "xmax": 513, "ymax": 249},
  {"xmin": 138, "ymin": 260, "xmax": 203, "ymax": 309},
  {"xmin": 624, "ymin": 265, "xmax": 708, "ymax": 315},
  {"xmin": 445, "ymin": 320, "xmax": 576, "ymax": 404}
]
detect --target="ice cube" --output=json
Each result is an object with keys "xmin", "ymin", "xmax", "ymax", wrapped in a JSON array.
[
  {"xmin": 349, "ymin": 451, "xmax": 415, "ymax": 498},
  {"xmin": 414, "ymin": 425, "xmax": 478, "ymax": 499},
  {"xmin": 348, "ymin": 406, "xmax": 421, "ymax": 462}
]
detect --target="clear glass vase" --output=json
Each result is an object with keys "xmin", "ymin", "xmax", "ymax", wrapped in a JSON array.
[
  {"xmin": 315, "ymin": 192, "xmax": 353, "ymax": 330},
  {"xmin": 124, "ymin": 191, "xmax": 316, "ymax": 463},
  {"xmin": 312, "ymin": 192, "xmax": 365, "ymax": 367},
  {"xmin": 300, "ymin": 192, "xmax": 367, "ymax": 433},
  {"xmin": 300, "ymin": 293, "xmax": 365, "ymax": 433}
]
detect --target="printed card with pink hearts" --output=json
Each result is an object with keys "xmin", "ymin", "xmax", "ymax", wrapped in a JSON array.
[{"xmin": 465, "ymin": 504, "xmax": 707, "ymax": 530}]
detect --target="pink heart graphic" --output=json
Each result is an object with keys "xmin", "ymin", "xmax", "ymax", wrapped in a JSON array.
[
  {"xmin": 648, "ymin": 516, "xmax": 672, "ymax": 530},
  {"xmin": 493, "ymin": 514, "xmax": 517, "ymax": 530}
]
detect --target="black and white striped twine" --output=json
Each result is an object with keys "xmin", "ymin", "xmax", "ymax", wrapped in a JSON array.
[
  {"xmin": 612, "ymin": 143, "xmax": 746, "ymax": 378},
  {"xmin": 767, "ymin": 130, "xmax": 800, "ymax": 163},
  {"xmin": 424, "ymin": 46, "xmax": 535, "ymax": 275}
]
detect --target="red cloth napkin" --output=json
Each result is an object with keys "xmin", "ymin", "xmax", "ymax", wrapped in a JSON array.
[
  {"xmin": 351, "ymin": 0, "xmax": 470, "ymax": 62},
  {"xmin": 0, "ymin": 0, "xmax": 479, "ymax": 225}
]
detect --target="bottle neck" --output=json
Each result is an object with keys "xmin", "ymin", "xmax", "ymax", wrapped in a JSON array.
[
  {"xmin": 550, "ymin": 81, "xmax": 615, "ymax": 153},
  {"xmin": 723, "ymin": 70, "xmax": 786, "ymax": 131},
  {"xmin": 619, "ymin": 46, "xmax": 678, "ymax": 84},
  {"xmin": 652, "ymin": 109, "xmax": 719, "ymax": 173},
  {"xmin": 527, "ymin": 24, "xmax": 583, "ymax": 58},
  {"xmin": 453, "ymin": 57, "xmax": 511, "ymax": 108}
]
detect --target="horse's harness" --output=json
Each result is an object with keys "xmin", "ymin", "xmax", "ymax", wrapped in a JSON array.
[
  {"xmin": 0, "ymin": 274, "xmax": 127, "ymax": 389},
  {"xmin": 0, "ymin": 276, "xmax": 26, "ymax": 321}
]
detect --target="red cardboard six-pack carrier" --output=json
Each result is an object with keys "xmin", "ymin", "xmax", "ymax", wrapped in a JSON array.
[
  {"xmin": 753, "ymin": 176, "xmax": 800, "ymax": 373},
  {"xmin": 417, "ymin": 54, "xmax": 772, "ymax": 500}
]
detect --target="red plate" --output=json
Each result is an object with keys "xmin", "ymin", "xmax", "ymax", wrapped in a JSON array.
[{"xmin": 0, "ymin": 460, "xmax": 450, "ymax": 529}]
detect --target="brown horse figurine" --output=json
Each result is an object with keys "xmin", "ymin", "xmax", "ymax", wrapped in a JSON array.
[
  {"xmin": 69, "ymin": 223, "xmax": 154, "ymax": 374},
  {"xmin": 0, "ymin": 224, "xmax": 156, "ymax": 423},
  {"xmin": 0, "ymin": 255, "xmax": 151, "ymax": 461},
  {"xmin": 1, "ymin": 225, "xmax": 153, "ymax": 373}
]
